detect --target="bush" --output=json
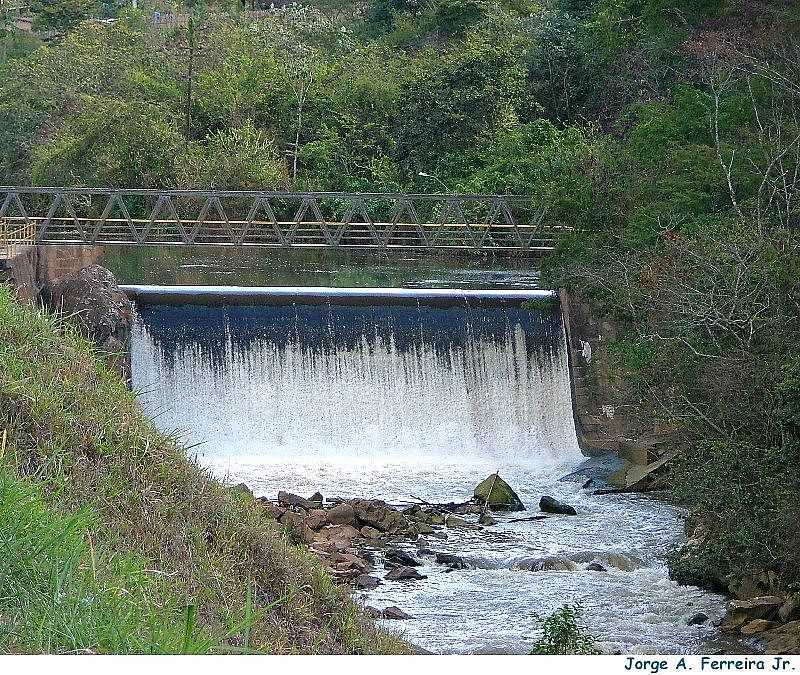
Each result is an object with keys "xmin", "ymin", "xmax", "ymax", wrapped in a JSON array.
[{"xmin": 530, "ymin": 605, "xmax": 600, "ymax": 655}]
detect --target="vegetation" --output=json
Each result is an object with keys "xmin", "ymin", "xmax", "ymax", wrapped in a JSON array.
[
  {"xmin": 530, "ymin": 605, "xmax": 600, "ymax": 655},
  {"xmin": 1, "ymin": 0, "xmax": 800, "ymax": 611},
  {"xmin": 0, "ymin": 286, "xmax": 408, "ymax": 654}
]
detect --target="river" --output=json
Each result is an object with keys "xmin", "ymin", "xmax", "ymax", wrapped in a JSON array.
[{"xmin": 107, "ymin": 247, "xmax": 728, "ymax": 655}]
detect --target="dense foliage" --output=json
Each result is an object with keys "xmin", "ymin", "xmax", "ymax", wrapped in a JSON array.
[{"xmin": 1, "ymin": 0, "xmax": 799, "ymax": 594}]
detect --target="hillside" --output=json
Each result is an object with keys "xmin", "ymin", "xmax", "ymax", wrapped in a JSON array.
[{"xmin": 0, "ymin": 285, "xmax": 408, "ymax": 654}]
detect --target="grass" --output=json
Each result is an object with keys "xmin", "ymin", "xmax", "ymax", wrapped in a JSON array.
[{"xmin": 0, "ymin": 285, "xmax": 409, "ymax": 654}]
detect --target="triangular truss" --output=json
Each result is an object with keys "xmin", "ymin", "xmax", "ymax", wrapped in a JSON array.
[{"xmin": 0, "ymin": 188, "xmax": 556, "ymax": 252}]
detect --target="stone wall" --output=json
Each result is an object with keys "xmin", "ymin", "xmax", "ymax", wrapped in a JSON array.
[{"xmin": 560, "ymin": 289, "xmax": 680, "ymax": 481}]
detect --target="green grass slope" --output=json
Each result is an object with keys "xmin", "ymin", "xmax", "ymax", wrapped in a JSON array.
[{"xmin": 0, "ymin": 286, "xmax": 408, "ymax": 654}]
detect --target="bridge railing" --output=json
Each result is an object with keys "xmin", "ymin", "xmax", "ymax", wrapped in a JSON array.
[
  {"xmin": 0, "ymin": 218, "xmax": 36, "ymax": 260},
  {"xmin": 0, "ymin": 188, "xmax": 566, "ymax": 252}
]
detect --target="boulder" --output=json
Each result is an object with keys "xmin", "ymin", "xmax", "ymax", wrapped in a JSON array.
[
  {"xmin": 385, "ymin": 549, "xmax": 421, "ymax": 567},
  {"xmin": 385, "ymin": 566, "xmax": 427, "ymax": 581},
  {"xmin": 360, "ymin": 526, "xmax": 382, "ymax": 539},
  {"xmin": 304, "ymin": 509, "xmax": 330, "ymax": 531},
  {"xmin": 478, "ymin": 512, "xmax": 497, "ymax": 526},
  {"xmin": 382, "ymin": 606, "xmax": 412, "ymax": 620},
  {"xmin": 327, "ymin": 503, "xmax": 356, "ymax": 526},
  {"xmin": 355, "ymin": 574, "xmax": 381, "ymax": 590},
  {"xmin": 280, "ymin": 510, "xmax": 305, "ymax": 530},
  {"xmin": 729, "ymin": 596, "xmax": 783, "ymax": 622},
  {"xmin": 351, "ymin": 499, "xmax": 410, "ymax": 533},
  {"xmin": 517, "ymin": 555, "xmax": 579, "ymax": 572},
  {"xmin": 474, "ymin": 474, "xmax": 525, "ymax": 512},
  {"xmin": 539, "ymin": 496, "xmax": 577, "ymax": 516},
  {"xmin": 587, "ymin": 561, "xmax": 607, "ymax": 572},
  {"xmin": 687, "ymin": 612, "xmax": 709, "ymax": 626},
  {"xmin": 258, "ymin": 500, "xmax": 286, "ymax": 520},
  {"xmin": 741, "ymin": 620, "xmax": 779, "ymax": 636},
  {"xmin": 45, "ymin": 265, "xmax": 133, "ymax": 379},
  {"xmin": 316, "ymin": 524, "xmax": 361, "ymax": 544},
  {"xmin": 415, "ymin": 522, "xmax": 435, "ymax": 534},
  {"xmin": 427, "ymin": 512, "xmax": 446, "ymax": 526},
  {"xmin": 760, "ymin": 620, "xmax": 800, "ymax": 654},
  {"xmin": 435, "ymin": 553, "xmax": 467, "ymax": 569},
  {"xmin": 278, "ymin": 491, "xmax": 316, "ymax": 509},
  {"xmin": 780, "ymin": 597, "xmax": 800, "ymax": 623},
  {"xmin": 309, "ymin": 491, "xmax": 324, "ymax": 507},
  {"xmin": 444, "ymin": 515, "xmax": 469, "ymax": 528}
]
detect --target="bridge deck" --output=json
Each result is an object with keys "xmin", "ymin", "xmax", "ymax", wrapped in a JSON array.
[{"xmin": 0, "ymin": 188, "xmax": 565, "ymax": 252}]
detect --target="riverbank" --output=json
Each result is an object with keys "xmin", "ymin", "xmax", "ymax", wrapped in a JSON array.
[{"xmin": 0, "ymin": 285, "xmax": 408, "ymax": 654}]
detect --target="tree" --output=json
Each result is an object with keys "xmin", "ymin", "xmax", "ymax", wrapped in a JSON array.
[{"xmin": 32, "ymin": 0, "xmax": 99, "ymax": 30}]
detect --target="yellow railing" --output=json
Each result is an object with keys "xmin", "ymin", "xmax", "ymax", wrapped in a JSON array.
[{"xmin": 0, "ymin": 219, "xmax": 36, "ymax": 259}]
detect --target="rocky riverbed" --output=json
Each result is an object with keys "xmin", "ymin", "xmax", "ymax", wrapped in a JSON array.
[{"xmin": 235, "ymin": 472, "xmax": 733, "ymax": 654}]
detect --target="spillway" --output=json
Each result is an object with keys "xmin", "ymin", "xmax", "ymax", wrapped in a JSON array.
[{"xmin": 128, "ymin": 285, "xmax": 726, "ymax": 655}]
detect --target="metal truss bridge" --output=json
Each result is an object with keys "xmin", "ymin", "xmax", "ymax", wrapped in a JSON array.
[{"xmin": 0, "ymin": 187, "xmax": 566, "ymax": 253}]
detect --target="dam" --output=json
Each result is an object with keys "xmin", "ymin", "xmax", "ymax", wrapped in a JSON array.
[{"xmin": 122, "ymin": 264, "xmax": 726, "ymax": 655}]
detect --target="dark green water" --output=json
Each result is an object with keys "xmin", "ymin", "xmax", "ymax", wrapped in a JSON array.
[{"xmin": 101, "ymin": 245, "xmax": 541, "ymax": 289}]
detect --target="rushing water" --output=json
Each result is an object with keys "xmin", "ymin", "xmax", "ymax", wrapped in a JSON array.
[{"xmin": 129, "ymin": 283, "xmax": 727, "ymax": 655}]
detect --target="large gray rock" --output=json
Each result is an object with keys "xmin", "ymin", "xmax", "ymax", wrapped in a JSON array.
[{"xmin": 473, "ymin": 474, "xmax": 525, "ymax": 512}]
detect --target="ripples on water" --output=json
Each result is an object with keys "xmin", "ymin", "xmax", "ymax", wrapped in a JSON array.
[{"xmin": 130, "ymin": 293, "xmax": 725, "ymax": 654}]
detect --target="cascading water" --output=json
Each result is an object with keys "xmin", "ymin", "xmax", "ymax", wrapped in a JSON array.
[
  {"xmin": 131, "ymin": 290, "xmax": 581, "ymax": 501},
  {"xmin": 129, "ymin": 287, "xmax": 728, "ymax": 655}
]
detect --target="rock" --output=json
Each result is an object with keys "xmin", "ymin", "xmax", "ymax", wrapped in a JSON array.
[
  {"xmin": 417, "ymin": 547, "xmax": 434, "ymax": 556},
  {"xmin": 385, "ymin": 548, "xmax": 421, "ymax": 567},
  {"xmin": 258, "ymin": 501, "xmax": 286, "ymax": 520},
  {"xmin": 360, "ymin": 526, "xmax": 382, "ymax": 539},
  {"xmin": 309, "ymin": 491, "xmax": 324, "ymax": 507},
  {"xmin": 539, "ymin": 496, "xmax": 577, "ymax": 515},
  {"xmin": 415, "ymin": 522, "xmax": 435, "ymax": 534},
  {"xmin": 416, "ymin": 536, "xmax": 429, "ymax": 548},
  {"xmin": 350, "ymin": 499, "xmax": 410, "ymax": 533},
  {"xmin": 760, "ymin": 620, "xmax": 800, "ymax": 654},
  {"xmin": 729, "ymin": 596, "xmax": 783, "ymax": 622},
  {"xmin": 687, "ymin": 612, "xmax": 709, "ymax": 626},
  {"xmin": 45, "ymin": 265, "xmax": 133, "ymax": 379},
  {"xmin": 355, "ymin": 574, "xmax": 381, "ymax": 590},
  {"xmin": 444, "ymin": 514, "xmax": 469, "ymax": 528},
  {"xmin": 427, "ymin": 512, "xmax": 446, "ymax": 526},
  {"xmin": 473, "ymin": 474, "xmax": 525, "ymax": 512},
  {"xmin": 478, "ymin": 512, "xmax": 497, "ymax": 526},
  {"xmin": 780, "ymin": 597, "xmax": 800, "ymax": 623},
  {"xmin": 602, "ymin": 553, "xmax": 643, "ymax": 572},
  {"xmin": 517, "ymin": 555, "xmax": 579, "ymax": 572},
  {"xmin": 587, "ymin": 562, "xmax": 607, "ymax": 572},
  {"xmin": 741, "ymin": 620, "xmax": 779, "ymax": 636},
  {"xmin": 304, "ymin": 509, "xmax": 330, "ymax": 531},
  {"xmin": 435, "ymin": 553, "xmax": 467, "ymax": 569},
  {"xmin": 364, "ymin": 606, "xmax": 382, "ymax": 619},
  {"xmin": 385, "ymin": 566, "xmax": 427, "ymax": 581},
  {"xmin": 455, "ymin": 503, "xmax": 483, "ymax": 515},
  {"xmin": 316, "ymin": 524, "xmax": 361, "ymax": 544},
  {"xmin": 429, "ymin": 531, "xmax": 448, "ymax": 540},
  {"xmin": 326, "ymin": 503, "xmax": 356, "ymax": 526},
  {"xmin": 278, "ymin": 491, "xmax": 316, "ymax": 509},
  {"xmin": 279, "ymin": 510, "xmax": 305, "ymax": 530},
  {"xmin": 382, "ymin": 606, "xmax": 412, "ymax": 620}
]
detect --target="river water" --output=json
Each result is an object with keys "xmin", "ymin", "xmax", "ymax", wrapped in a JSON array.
[{"xmin": 117, "ymin": 247, "xmax": 727, "ymax": 655}]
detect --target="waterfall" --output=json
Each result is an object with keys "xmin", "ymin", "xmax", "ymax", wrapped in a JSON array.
[{"xmin": 130, "ymin": 290, "xmax": 583, "ymax": 501}]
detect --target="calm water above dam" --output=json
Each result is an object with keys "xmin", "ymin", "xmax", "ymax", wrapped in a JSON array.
[{"xmin": 122, "ymin": 249, "xmax": 727, "ymax": 654}]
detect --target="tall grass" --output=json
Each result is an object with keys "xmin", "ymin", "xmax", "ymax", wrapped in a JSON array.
[{"xmin": 0, "ymin": 286, "xmax": 408, "ymax": 654}]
